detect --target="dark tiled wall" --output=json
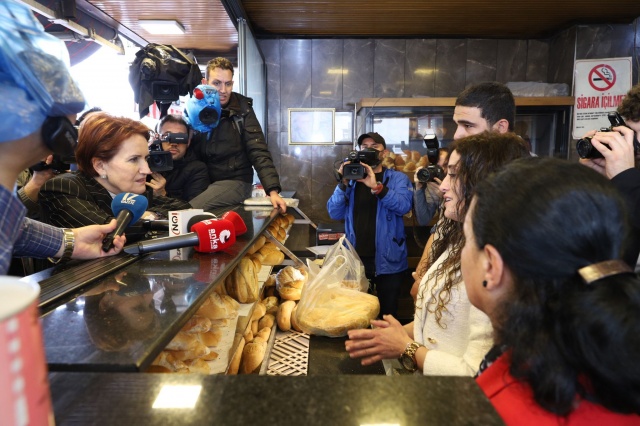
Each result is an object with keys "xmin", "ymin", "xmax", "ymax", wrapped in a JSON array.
[{"xmin": 259, "ymin": 19, "xmax": 640, "ymax": 223}]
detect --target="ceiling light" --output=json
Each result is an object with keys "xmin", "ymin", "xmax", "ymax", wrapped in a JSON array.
[{"xmin": 139, "ymin": 20, "xmax": 186, "ymax": 35}]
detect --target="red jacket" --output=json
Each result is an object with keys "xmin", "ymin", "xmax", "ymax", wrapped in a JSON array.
[{"xmin": 476, "ymin": 354, "xmax": 640, "ymax": 425}]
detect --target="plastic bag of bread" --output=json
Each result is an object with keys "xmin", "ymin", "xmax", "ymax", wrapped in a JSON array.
[
  {"xmin": 295, "ymin": 253, "xmax": 379, "ymax": 337},
  {"xmin": 322, "ymin": 236, "xmax": 369, "ymax": 292}
]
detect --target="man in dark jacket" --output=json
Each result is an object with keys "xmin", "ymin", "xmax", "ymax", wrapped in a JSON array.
[
  {"xmin": 152, "ymin": 114, "xmax": 210, "ymax": 203},
  {"xmin": 188, "ymin": 57, "xmax": 286, "ymax": 212}
]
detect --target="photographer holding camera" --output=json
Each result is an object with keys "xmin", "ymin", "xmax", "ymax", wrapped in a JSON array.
[
  {"xmin": 327, "ymin": 132, "xmax": 413, "ymax": 317},
  {"xmin": 579, "ymin": 83, "xmax": 640, "ymax": 268},
  {"xmin": 40, "ymin": 112, "xmax": 190, "ymax": 243},
  {"xmin": 413, "ymin": 147, "xmax": 448, "ymax": 226},
  {"xmin": 146, "ymin": 114, "xmax": 210, "ymax": 202}
]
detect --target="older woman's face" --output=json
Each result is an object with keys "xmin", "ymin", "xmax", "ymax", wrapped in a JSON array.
[
  {"xmin": 95, "ymin": 135, "xmax": 151, "ymax": 194},
  {"xmin": 439, "ymin": 149, "xmax": 463, "ymax": 221}
]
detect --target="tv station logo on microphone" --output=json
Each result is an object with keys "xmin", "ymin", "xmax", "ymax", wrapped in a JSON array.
[
  {"xmin": 206, "ymin": 220, "xmax": 232, "ymax": 250},
  {"xmin": 120, "ymin": 193, "xmax": 139, "ymax": 205}
]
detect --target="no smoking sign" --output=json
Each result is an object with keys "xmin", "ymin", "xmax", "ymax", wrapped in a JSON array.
[{"xmin": 588, "ymin": 64, "xmax": 616, "ymax": 91}]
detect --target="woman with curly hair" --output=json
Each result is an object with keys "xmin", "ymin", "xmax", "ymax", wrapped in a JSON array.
[
  {"xmin": 346, "ymin": 132, "xmax": 529, "ymax": 375},
  {"xmin": 463, "ymin": 157, "xmax": 640, "ymax": 424}
]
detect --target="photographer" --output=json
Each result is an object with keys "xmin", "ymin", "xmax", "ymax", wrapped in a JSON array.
[
  {"xmin": 148, "ymin": 114, "xmax": 210, "ymax": 202},
  {"xmin": 413, "ymin": 148, "xmax": 448, "ymax": 226},
  {"xmin": 579, "ymin": 82, "xmax": 640, "ymax": 268},
  {"xmin": 327, "ymin": 132, "xmax": 413, "ymax": 317}
]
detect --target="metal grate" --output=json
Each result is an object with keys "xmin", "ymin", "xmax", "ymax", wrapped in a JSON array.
[{"xmin": 266, "ymin": 329, "xmax": 310, "ymax": 376}]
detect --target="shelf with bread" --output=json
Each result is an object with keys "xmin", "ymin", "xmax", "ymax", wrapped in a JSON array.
[
  {"xmin": 39, "ymin": 208, "xmax": 306, "ymax": 374},
  {"xmin": 147, "ymin": 212, "xmax": 306, "ymax": 375}
]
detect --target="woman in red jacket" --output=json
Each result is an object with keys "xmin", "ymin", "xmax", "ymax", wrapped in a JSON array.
[{"xmin": 461, "ymin": 157, "xmax": 640, "ymax": 425}]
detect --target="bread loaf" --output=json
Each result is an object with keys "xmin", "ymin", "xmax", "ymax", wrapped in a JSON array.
[
  {"xmin": 186, "ymin": 358, "xmax": 211, "ymax": 374},
  {"xmin": 264, "ymin": 274, "xmax": 276, "ymax": 288},
  {"xmin": 225, "ymin": 257, "xmax": 259, "ymax": 303},
  {"xmin": 411, "ymin": 150, "xmax": 421, "ymax": 162},
  {"xmin": 250, "ymin": 302, "xmax": 267, "ymax": 322},
  {"xmin": 240, "ymin": 340, "xmax": 267, "ymax": 374},
  {"xmin": 276, "ymin": 266, "xmax": 307, "ymax": 290},
  {"xmin": 290, "ymin": 304, "xmax": 302, "ymax": 332},
  {"xmin": 181, "ymin": 315, "xmax": 211, "ymax": 334},
  {"xmin": 297, "ymin": 287, "xmax": 380, "ymax": 337},
  {"xmin": 165, "ymin": 332, "xmax": 199, "ymax": 351},
  {"xmin": 246, "ymin": 235, "xmax": 266, "ymax": 255},
  {"xmin": 198, "ymin": 329, "xmax": 222, "ymax": 347},
  {"xmin": 251, "ymin": 319, "xmax": 258, "ymax": 335},
  {"xmin": 258, "ymin": 313, "xmax": 275, "ymax": 330},
  {"xmin": 171, "ymin": 342, "xmax": 210, "ymax": 361},
  {"xmin": 278, "ymin": 286, "xmax": 302, "ymax": 301},
  {"xmin": 197, "ymin": 292, "xmax": 240, "ymax": 320},
  {"xmin": 227, "ymin": 337, "xmax": 245, "ymax": 375},
  {"xmin": 259, "ymin": 249, "xmax": 284, "ymax": 266},
  {"xmin": 404, "ymin": 161, "xmax": 416, "ymax": 172},
  {"xmin": 284, "ymin": 213, "xmax": 295, "ymax": 226},
  {"xmin": 243, "ymin": 328, "xmax": 253, "ymax": 343},
  {"xmin": 277, "ymin": 300, "xmax": 296, "ymax": 331},
  {"xmin": 256, "ymin": 326, "xmax": 271, "ymax": 342},
  {"xmin": 151, "ymin": 351, "xmax": 188, "ymax": 373},
  {"xmin": 262, "ymin": 296, "xmax": 279, "ymax": 314}
]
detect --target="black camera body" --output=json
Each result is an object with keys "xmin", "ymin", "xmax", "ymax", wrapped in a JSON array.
[
  {"xmin": 343, "ymin": 148, "xmax": 379, "ymax": 180},
  {"xmin": 157, "ymin": 131, "xmax": 189, "ymax": 144},
  {"xmin": 30, "ymin": 153, "xmax": 75, "ymax": 174},
  {"xmin": 147, "ymin": 140, "xmax": 173, "ymax": 172},
  {"xmin": 417, "ymin": 130, "xmax": 444, "ymax": 183},
  {"xmin": 577, "ymin": 112, "xmax": 640, "ymax": 159}
]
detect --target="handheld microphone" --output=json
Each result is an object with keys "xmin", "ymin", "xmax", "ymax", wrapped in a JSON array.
[
  {"xmin": 220, "ymin": 210, "xmax": 247, "ymax": 235},
  {"xmin": 123, "ymin": 217, "xmax": 236, "ymax": 255},
  {"xmin": 102, "ymin": 193, "xmax": 148, "ymax": 252}
]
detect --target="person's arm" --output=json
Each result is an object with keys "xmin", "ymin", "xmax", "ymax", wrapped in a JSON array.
[
  {"xmin": 183, "ymin": 161, "xmax": 211, "ymax": 202},
  {"xmin": 374, "ymin": 171, "xmax": 413, "ymax": 216},
  {"xmin": 146, "ymin": 172, "xmax": 167, "ymax": 197},
  {"xmin": 327, "ymin": 181, "xmax": 349, "ymax": 220},
  {"xmin": 421, "ymin": 304, "xmax": 493, "ymax": 376},
  {"xmin": 345, "ymin": 316, "xmax": 414, "ymax": 366}
]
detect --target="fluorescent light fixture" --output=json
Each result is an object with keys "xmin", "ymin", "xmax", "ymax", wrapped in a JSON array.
[
  {"xmin": 414, "ymin": 69, "xmax": 434, "ymax": 75},
  {"xmin": 139, "ymin": 20, "xmax": 186, "ymax": 35},
  {"xmin": 152, "ymin": 385, "xmax": 202, "ymax": 409},
  {"xmin": 327, "ymin": 68, "xmax": 349, "ymax": 75}
]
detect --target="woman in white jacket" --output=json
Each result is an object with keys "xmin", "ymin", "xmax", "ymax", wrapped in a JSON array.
[{"xmin": 346, "ymin": 132, "xmax": 529, "ymax": 375}]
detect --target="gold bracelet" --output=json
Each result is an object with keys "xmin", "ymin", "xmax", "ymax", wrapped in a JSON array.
[{"xmin": 49, "ymin": 228, "xmax": 75, "ymax": 264}]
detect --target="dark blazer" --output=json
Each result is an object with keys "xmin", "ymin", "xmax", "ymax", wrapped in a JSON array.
[{"xmin": 39, "ymin": 171, "xmax": 190, "ymax": 242}]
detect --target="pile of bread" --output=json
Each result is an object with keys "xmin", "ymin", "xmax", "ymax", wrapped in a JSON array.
[
  {"xmin": 381, "ymin": 150, "xmax": 432, "ymax": 174},
  {"xmin": 228, "ymin": 264, "xmax": 310, "ymax": 374},
  {"xmin": 150, "ymin": 292, "xmax": 239, "ymax": 373}
]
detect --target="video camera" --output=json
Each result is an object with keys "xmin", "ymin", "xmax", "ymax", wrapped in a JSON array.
[
  {"xmin": 147, "ymin": 138, "xmax": 173, "ymax": 172},
  {"xmin": 342, "ymin": 148, "xmax": 379, "ymax": 180},
  {"xmin": 577, "ymin": 112, "xmax": 640, "ymax": 159},
  {"xmin": 417, "ymin": 130, "xmax": 445, "ymax": 182}
]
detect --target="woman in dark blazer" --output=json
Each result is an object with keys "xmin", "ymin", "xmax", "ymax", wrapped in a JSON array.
[{"xmin": 40, "ymin": 112, "xmax": 190, "ymax": 242}]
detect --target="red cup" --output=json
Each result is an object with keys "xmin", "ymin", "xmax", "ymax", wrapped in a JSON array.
[{"xmin": 0, "ymin": 278, "xmax": 54, "ymax": 426}]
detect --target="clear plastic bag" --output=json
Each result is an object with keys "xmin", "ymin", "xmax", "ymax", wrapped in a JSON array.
[{"xmin": 296, "ymin": 237, "xmax": 380, "ymax": 337}]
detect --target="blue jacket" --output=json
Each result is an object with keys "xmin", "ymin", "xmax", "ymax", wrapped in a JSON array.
[{"xmin": 327, "ymin": 168, "xmax": 413, "ymax": 275}]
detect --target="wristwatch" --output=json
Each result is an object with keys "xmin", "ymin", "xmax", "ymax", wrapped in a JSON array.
[{"xmin": 400, "ymin": 341, "xmax": 424, "ymax": 372}]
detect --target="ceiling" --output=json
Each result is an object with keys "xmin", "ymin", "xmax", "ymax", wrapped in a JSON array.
[{"xmin": 36, "ymin": 0, "xmax": 640, "ymax": 60}]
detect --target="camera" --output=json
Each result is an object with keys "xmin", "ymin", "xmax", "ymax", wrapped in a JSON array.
[
  {"xmin": 30, "ymin": 154, "xmax": 75, "ymax": 174},
  {"xmin": 417, "ymin": 164, "xmax": 445, "ymax": 183},
  {"xmin": 416, "ymin": 130, "xmax": 445, "ymax": 182},
  {"xmin": 342, "ymin": 148, "xmax": 379, "ymax": 180},
  {"xmin": 577, "ymin": 112, "xmax": 640, "ymax": 159},
  {"xmin": 147, "ymin": 140, "xmax": 173, "ymax": 172},
  {"xmin": 184, "ymin": 85, "xmax": 222, "ymax": 133},
  {"xmin": 157, "ymin": 131, "xmax": 189, "ymax": 144}
]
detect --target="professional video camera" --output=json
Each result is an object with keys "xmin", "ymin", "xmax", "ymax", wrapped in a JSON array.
[
  {"xmin": 416, "ymin": 130, "xmax": 445, "ymax": 182},
  {"xmin": 342, "ymin": 148, "xmax": 380, "ymax": 180},
  {"xmin": 30, "ymin": 153, "xmax": 75, "ymax": 174},
  {"xmin": 184, "ymin": 85, "xmax": 222, "ymax": 133},
  {"xmin": 147, "ymin": 138, "xmax": 173, "ymax": 172},
  {"xmin": 577, "ymin": 111, "xmax": 640, "ymax": 159}
]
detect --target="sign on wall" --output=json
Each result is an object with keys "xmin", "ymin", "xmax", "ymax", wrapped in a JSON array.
[{"xmin": 572, "ymin": 57, "xmax": 632, "ymax": 139}]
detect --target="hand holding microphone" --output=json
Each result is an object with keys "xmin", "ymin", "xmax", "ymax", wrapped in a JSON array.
[{"xmin": 102, "ymin": 192, "xmax": 148, "ymax": 252}]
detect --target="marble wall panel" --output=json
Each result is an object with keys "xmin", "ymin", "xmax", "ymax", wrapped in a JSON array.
[
  {"xmin": 259, "ymin": 39, "xmax": 281, "ymax": 134},
  {"xmin": 310, "ymin": 144, "xmax": 349, "ymax": 223},
  {"xmin": 280, "ymin": 40, "xmax": 312, "ymax": 134},
  {"xmin": 374, "ymin": 39, "xmax": 406, "ymax": 97},
  {"xmin": 311, "ymin": 39, "xmax": 343, "ymax": 108},
  {"xmin": 435, "ymin": 39, "xmax": 467, "ymax": 96},
  {"xmin": 343, "ymin": 39, "xmax": 375, "ymax": 108},
  {"xmin": 465, "ymin": 39, "xmax": 498, "ymax": 86},
  {"xmin": 548, "ymin": 27, "xmax": 576, "ymax": 86},
  {"xmin": 526, "ymin": 40, "xmax": 549, "ymax": 82},
  {"xmin": 576, "ymin": 24, "xmax": 635, "ymax": 59},
  {"xmin": 278, "ymin": 134, "xmax": 313, "ymax": 212},
  {"xmin": 496, "ymin": 40, "xmax": 527, "ymax": 83},
  {"xmin": 267, "ymin": 130, "xmax": 281, "ymax": 172},
  {"xmin": 404, "ymin": 39, "xmax": 437, "ymax": 98}
]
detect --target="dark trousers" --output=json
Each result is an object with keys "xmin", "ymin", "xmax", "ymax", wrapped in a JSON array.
[{"xmin": 361, "ymin": 256, "xmax": 405, "ymax": 318}]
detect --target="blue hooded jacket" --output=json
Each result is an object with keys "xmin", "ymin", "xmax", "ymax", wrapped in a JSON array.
[{"xmin": 327, "ymin": 168, "xmax": 413, "ymax": 275}]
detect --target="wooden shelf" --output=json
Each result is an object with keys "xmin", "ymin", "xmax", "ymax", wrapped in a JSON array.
[{"xmin": 356, "ymin": 96, "xmax": 575, "ymax": 111}]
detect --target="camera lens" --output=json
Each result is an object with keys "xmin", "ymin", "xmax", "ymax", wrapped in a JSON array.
[
  {"xmin": 199, "ymin": 107, "xmax": 219, "ymax": 125},
  {"xmin": 576, "ymin": 137, "xmax": 603, "ymax": 159}
]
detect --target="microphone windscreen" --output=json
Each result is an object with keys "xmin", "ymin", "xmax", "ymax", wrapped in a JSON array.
[
  {"xmin": 191, "ymin": 218, "xmax": 236, "ymax": 252},
  {"xmin": 220, "ymin": 210, "xmax": 247, "ymax": 235},
  {"xmin": 111, "ymin": 193, "xmax": 148, "ymax": 223},
  {"xmin": 186, "ymin": 213, "xmax": 217, "ymax": 231}
]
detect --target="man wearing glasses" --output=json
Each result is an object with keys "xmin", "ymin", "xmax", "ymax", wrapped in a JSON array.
[{"xmin": 188, "ymin": 57, "xmax": 286, "ymax": 212}]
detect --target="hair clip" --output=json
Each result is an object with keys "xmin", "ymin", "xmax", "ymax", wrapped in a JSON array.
[{"xmin": 578, "ymin": 260, "xmax": 633, "ymax": 284}]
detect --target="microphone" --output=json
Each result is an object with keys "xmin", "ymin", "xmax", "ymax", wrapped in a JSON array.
[
  {"xmin": 220, "ymin": 210, "xmax": 247, "ymax": 235},
  {"xmin": 123, "ymin": 217, "xmax": 236, "ymax": 255},
  {"xmin": 102, "ymin": 193, "xmax": 148, "ymax": 252}
]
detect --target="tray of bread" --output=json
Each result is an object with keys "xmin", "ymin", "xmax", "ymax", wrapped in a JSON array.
[{"xmin": 148, "ymin": 213, "xmax": 299, "ymax": 375}]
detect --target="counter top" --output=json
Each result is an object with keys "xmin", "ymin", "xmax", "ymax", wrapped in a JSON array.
[{"xmin": 49, "ymin": 372, "xmax": 503, "ymax": 425}]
